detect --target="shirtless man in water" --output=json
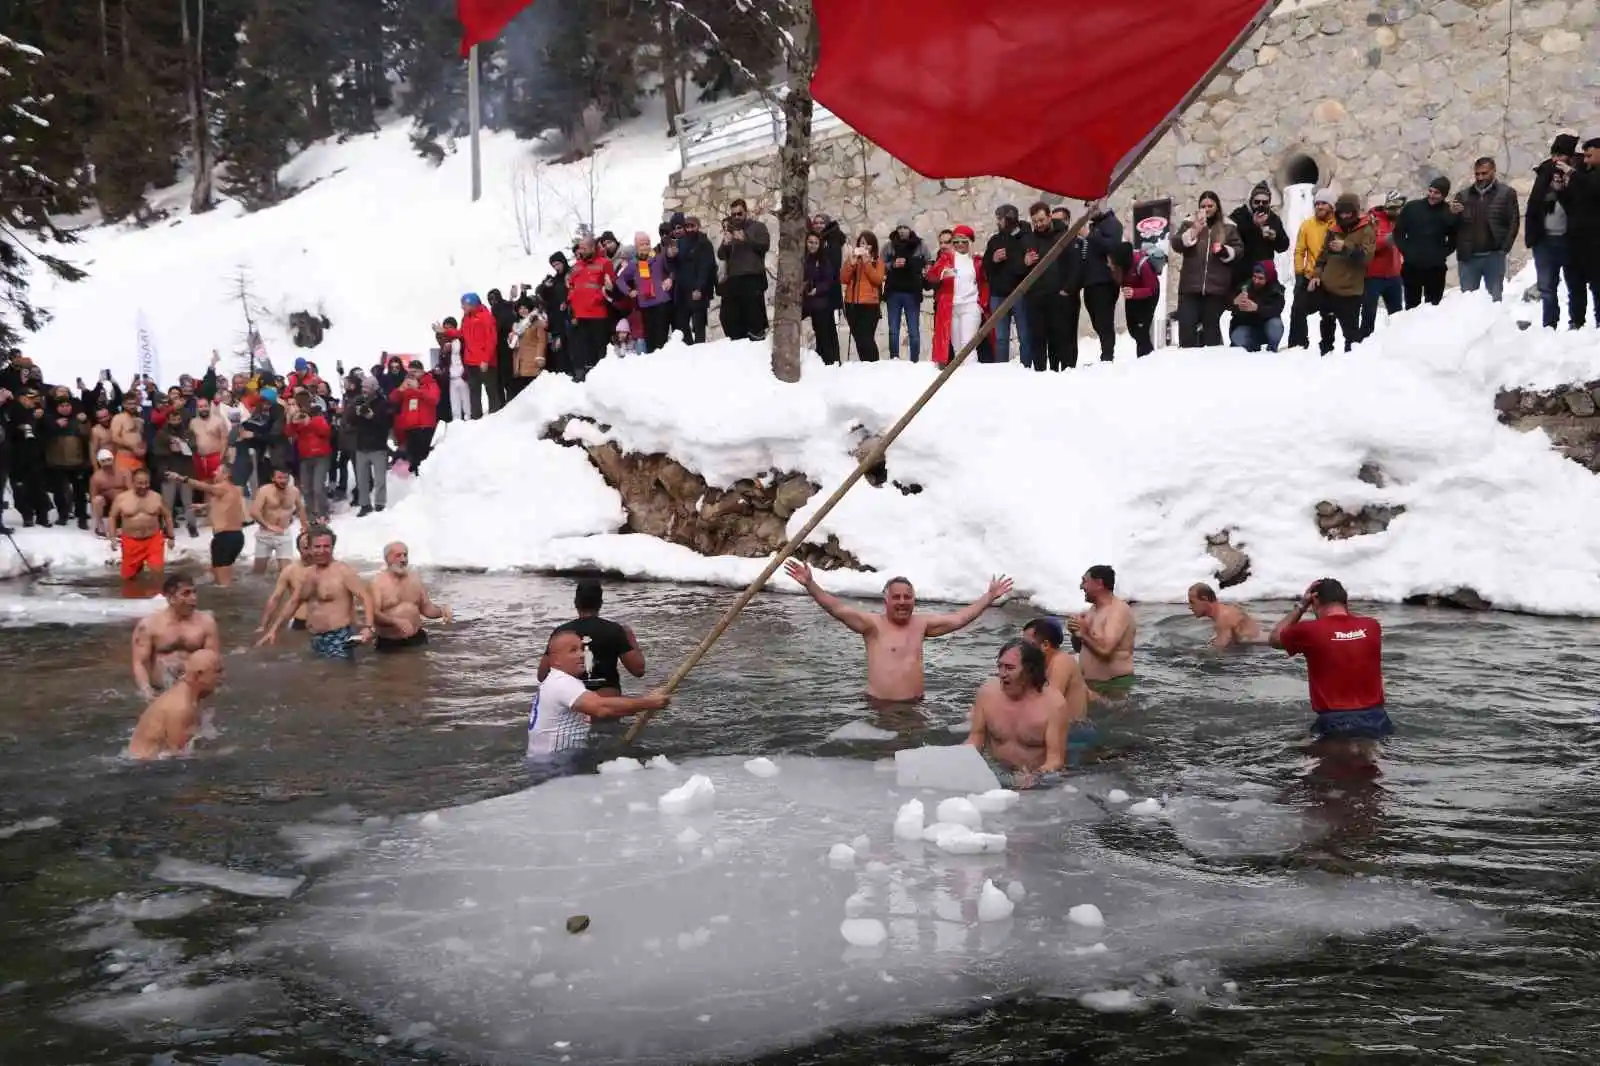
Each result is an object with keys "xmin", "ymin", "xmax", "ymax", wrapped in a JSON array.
[
  {"xmin": 132, "ymin": 574, "xmax": 221, "ymax": 697},
  {"xmin": 256, "ymin": 526, "xmax": 375, "ymax": 659},
  {"xmin": 168, "ymin": 465, "xmax": 247, "ymax": 584},
  {"xmin": 251, "ymin": 469, "xmax": 308, "ymax": 574},
  {"xmin": 784, "ymin": 561, "xmax": 1012, "ymax": 702},
  {"xmin": 1187, "ymin": 582, "xmax": 1263, "ymax": 648},
  {"xmin": 1020, "ymin": 617, "xmax": 1093, "ymax": 726},
  {"xmin": 257, "ymin": 532, "xmax": 314, "ymax": 634},
  {"xmin": 127, "ymin": 649, "xmax": 223, "ymax": 760},
  {"xmin": 369, "ymin": 541, "xmax": 453, "ymax": 651},
  {"xmin": 88, "ymin": 448, "xmax": 128, "ymax": 537},
  {"xmin": 966, "ymin": 639, "xmax": 1073, "ymax": 784},
  {"xmin": 1066, "ymin": 564, "xmax": 1137, "ymax": 693},
  {"xmin": 107, "ymin": 468, "xmax": 174, "ymax": 581}
]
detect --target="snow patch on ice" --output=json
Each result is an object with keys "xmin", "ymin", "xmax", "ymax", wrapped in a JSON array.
[
  {"xmin": 1068, "ymin": 904, "xmax": 1106, "ymax": 928},
  {"xmin": 658, "ymin": 774, "xmax": 715, "ymax": 815},
  {"xmin": 599, "ymin": 757, "xmax": 645, "ymax": 775},
  {"xmin": 0, "ymin": 815, "xmax": 60, "ymax": 839},
  {"xmin": 840, "ymin": 918, "xmax": 887, "ymax": 948},
  {"xmin": 977, "ymin": 879, "xmax": 1015, "ymax": 922},
  {"xmin": 152, "ymin": 857, "xmax": 304, "ymax": 899},
  {"xmin": 742, "ymin": 757, "xmax": 780, "ymax": 778},
  {"xmin": 826, "ymin": 721, "xmax": 897, "ymax": 742}
]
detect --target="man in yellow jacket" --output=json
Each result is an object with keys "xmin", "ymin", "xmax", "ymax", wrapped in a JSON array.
[
  {"xmin": 1289, "ymin": 189, "xmax": 1336, "ymax": 350},
  {"xmin": 1314, "ymin": 193, "xmax": 1378, "ymax": 354}
]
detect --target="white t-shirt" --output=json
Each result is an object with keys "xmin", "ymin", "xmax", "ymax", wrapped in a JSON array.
[
  {"xmin": 952, "ymin": 255, "xmax": 978, "ymax": 308},
  {"xmin": 446, "ymin": 339, "xmax": 465, "ymax": 381},
  {"xmin": 527, "ymin": 668, "xmax": 592, "ymax": 756}
]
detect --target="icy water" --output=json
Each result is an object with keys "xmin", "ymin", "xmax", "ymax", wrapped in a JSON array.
[{"xmin": 1, "ymin": 571, "xmax": 1598, "ymax": 1064}]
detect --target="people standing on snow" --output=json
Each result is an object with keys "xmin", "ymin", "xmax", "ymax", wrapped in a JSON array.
[
  {"xmin": 882, "ymin": 222, "xmax": 929, "ymax": 361},
  {"xmin": 983, "ymin": 205, "xmax": 1030, "ymax": 364},
  {"xmin": 1228, "ymin": 261, "xmax": 1286, "ymax": 352},
  {"xmin": 717, "ymin": 198, "xmax": 770, "ymax": 342},
  {"xmin": 927, "ymin": 224, "xmax": 988, "ymax": 364},
  {"xmin": 1559, "ymin": 138, "xmax": 1600, "ymax": 326},
  {"xmin": 840, "ymin": 230, "xmax": 885, "ymax": 362},
  {"xmin": 285, "ymin": 389, "xmax": 333, "ymax": 524},
  {"xmin": 1394, "ymin": 177, "xmax": 1457, "ymax": 309},
  {"xmin": 1230, "ymin": 183, "xmax": 1291, "ymax": 286},
  {"xmin": 1290, "ymin": 190, "xmax": 1337, "ymax": 351},
  {"xmin": 671, "ymin": 215, "xmax": 716, "ymax": 346},
  {"xmin": 507, "ymin": 297, "xmax": 548, "ymax": 399},
  {"xmin": 488, "ymin": 288, "xmax": 517, "ymax": 409},
  {"xmin": 1452, "ymin": 156, "xmax": 1519, "ymax": 302},
  {"xmin": 1080, "ymin": 200, "xmax": 1125, "ymax": 363},
  {"xmin": 1314, "ymin": 193, "xmax": 1375, "ymax": 354},
  {"xmin": 811, "ymin": 213, "xmax": 848, "ymax": 320},
  {"xmin": 1170, "ymin": 191, "xmax": 1243, "ymax": 348},
  {"xmin": 1115, "ymin": 241, "xmax": 1162, "ymax": 357},
  {"xmin": 432, "ymin": 316, "xmax": 469, "ymax": 423},
  {"xmin": 536, "ymin": 253, "xmax": 572, "ymax": 374},
  {"xmin": 566, "ymin": 236, "xmax": 618, "ymax": 382},
  {"xmin": 802, "ymin": 231, "xmax": 841, "ymax": 366},
  {"xmin": 349, "ymin": 376, "xmax": 392, "ymax": 516},
  {"xmin": 616, "ymin": 232, "xmax": 672, "ymax": 352},
  {"xmin": 1021, "ymin": 202, "xmax": 1073, "ymax": 371},
  {"xmin": 1528, "ymin": 135, "xmax": 1582, "ymax": 330},
  {"xmin": 389, "ymin": 359, "xmax": 439, "ymax": 476},
  {"xmin": 457, "ymin": 292, "xmax": 500, "ymax": 417},
  {"xmin": 41, "ymin": 392, "xmax": 91, "ymax": 529},
  {"xmin": 1359, "ymin": 192, "xmax": 1406, "ymax": 339}
]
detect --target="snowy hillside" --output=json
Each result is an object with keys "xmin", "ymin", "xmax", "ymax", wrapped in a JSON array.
[{"xmin": 27, "ymin": 114, "xmax": 679, "ymax": 385}]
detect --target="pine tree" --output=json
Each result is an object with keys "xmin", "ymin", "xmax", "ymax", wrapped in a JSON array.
[{"xmin": 216, "ymin": 0, "xmax": 328, "ymax": 207}]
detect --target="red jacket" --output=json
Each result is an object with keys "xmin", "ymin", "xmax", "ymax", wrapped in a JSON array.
[
  {"xmin": 286, "ymin": 412, "xmax": 333, "ymax": 459},
  {"xmin": 390, "ymin": 375, "xmax": 440, "ymax": 433},
  {"xmin": 460, "ymin": 306, "xmax": 498, "ymax": 368},
  {"xmin": 1123, "ymin": 251, "xmax": 1161, "ymax": 300},
  {"xmin": 568, "ymin": 254, "xmax": 617, "ymax": 320},
  {"xmin": 1366, "ymin": 211, "xmax": 1403, "ymax": 278}
]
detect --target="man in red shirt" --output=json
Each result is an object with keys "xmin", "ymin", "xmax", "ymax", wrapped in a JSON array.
[{"xmin": 1269, "ymin": 577, "xmax": 1392, "ymax": 745}]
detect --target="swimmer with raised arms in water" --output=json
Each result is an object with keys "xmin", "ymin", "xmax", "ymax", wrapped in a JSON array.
[
  {"xmin": 965, "ymin": 639, "xmax": 1073, "ymax": 786},
  {"xmin": 132, "ymin": 574, "xmax": 221, "ymax": 698},
  {"xmin": 784, "ymin": 561, "xmax": 1012, "ymax": 703},
  {"xmin": 127, "ymin": 649, "xmax": 224, "ymax": 760}
]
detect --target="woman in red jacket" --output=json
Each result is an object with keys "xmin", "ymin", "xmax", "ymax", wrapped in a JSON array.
[
  {"xmin": 1359, "ymin": 193, "xmax": 1405, "ymax": 340},
  {"xmin": 924, "ymin": 224, "xmax": 989, "ymax": 365},
  {"xmin": 285, "ymin": 390, "xmax": 334, "ymax": 522},
  {"xmin": 389, "ymin": 360, "xmax": 440, "ymax": 475}
]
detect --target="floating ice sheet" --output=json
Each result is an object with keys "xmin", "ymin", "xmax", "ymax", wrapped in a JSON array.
[
  {"xmin": 826, "ymin": 722, "xmax": 898, "ymax": 743},
  {"xmin": 894, "ymin": 745, "xmax": 1001, "ymax": 793},
  {"xmin": 152, "ymin": 857, "xmax": 304, "ymax": 900},
  {"xmin": 263, "ymin": 757, "xmax": 1485, "ymax": 1065}
]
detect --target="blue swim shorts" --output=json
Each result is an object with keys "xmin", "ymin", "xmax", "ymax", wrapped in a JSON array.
[
  {"xmin": 1310, "ymin": 706, "xmax": 1394, "ymax": 740},
  {"xmin": 311, "ymin": 625, "xmax": 357, "ymax": 661}
]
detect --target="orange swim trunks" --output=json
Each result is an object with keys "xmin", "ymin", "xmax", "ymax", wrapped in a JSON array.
[
  {"xmin": 114, "ymin": 452, "xmax": 145, "ymax": 473},
  {"xmin": 119, "ymin": 533, "xmax": 166, "ymax": 580}
]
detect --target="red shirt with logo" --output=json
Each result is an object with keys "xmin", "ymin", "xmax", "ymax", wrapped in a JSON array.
[{"xmin": 1278, "ymin": 612, "xmax": 1384, "ymax": 712}]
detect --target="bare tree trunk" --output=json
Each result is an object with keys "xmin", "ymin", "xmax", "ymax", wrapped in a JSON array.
[
  {"xmin": 99, "ymin": 0, "xmax": 109, "ymax": 63},
  {"xmin": 184, "ymin": 0, "xmax": 214, "ymax": 213},
  {"xmin": 658, "ymin": 5, "xmax": 682, "ymax": 136},
  {"xmin": 768, "ymin": 4, "xmax": 816, "ymax": 383},
  {"xmin": 119, "ymin": 0, "xmax": 130, "ymax": 64}
]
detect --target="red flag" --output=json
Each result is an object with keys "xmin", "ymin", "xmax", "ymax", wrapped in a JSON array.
[
  {"xmin": 810, "ymin": 0, "xmax": 1277, "ymax": 199},
  {"xmin": 457, "ymin": 0, "xmax": 534, "ymax": 56}
]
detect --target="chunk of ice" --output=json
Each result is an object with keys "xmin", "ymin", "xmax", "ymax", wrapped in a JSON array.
[
  {"xmin": 675, "ymin": 828, "xmax": 703, "ymax": 845},
  {"xmin": 419, "ymin": 812, "xmax": 443, "ymax": 828},
  {"xmin": 1128, "ymin": 798, "xmax": 1164, "ymax": 817},
  {"xmin": 1078, "ymin": 988, "xmax": 1143, "ymax": 1012},
  {"xmin": 599, "ymin": 757, "xmax": 645, "ymax": 775},
  {"xmin": 153, "ymin": 858, "xmax": 303, "ymax": 900},
  {"xmin": 827, "ymin": 843, "xmax": 856, "ymax": 866},
  {"xmin": 850, "ymin": 834, "xmax": 870, "ymax": 852},
  {"xmin": 894, "ymin": 746, "xmax": 1001, "ymax": 793},
  {"xmin": 743, "ymin": 757, "xmax": 779, "ymax": 778},
  {"xmin": 1005, "ymin": 881, "xmax": 1027, "ymax": 903},
  {"xmin": 826, "ymin": 722, "xmax": 897, "ymax": 742},
  {"xmin": 922, "ymin": 823, "xmax": 1007, "ymax": 855},
  {"xmin": 626, "ymin": 801, "xmax": 652, "ymax": 814},
  {"xmin": 1106, "ymin": 790, "xmax": 1130, "ymax": 805},
  {"xmin": 647, "ymin": 755, "xmax": 677, "ymax": 771},
  {"xmin": 0, "ymin": 815, "xmax": 59, "ymax": 840},
  {"xmin": 1068, "ymin": 904, "xmax": 1106, "ymax": 928},
  {"xmin": 891, "ymin": 799, "xmax": 925, "ymax": 841},
  {"xmin": 839, "ymin": 919, "xmax": 887, "ymax": 948},
  {"xmin": 934, "ymin": 797, "xmax": 983, "ymax": 830},
  {"xmin": 658, "ymin": 775, "xmax": 715, "ymax": 815},
  {"xmin": 968, "ymin": 789, "xmax": 1019, "ymax": 814},
  {"xmin": 977, "ymin": 880, "xmax": 1015, "ymax": 922},
  {"xmin": 1072, "ymin": 942, "xmax": 1108, "ymax": 956}
]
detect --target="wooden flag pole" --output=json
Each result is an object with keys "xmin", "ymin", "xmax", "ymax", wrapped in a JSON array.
[{"xmin": 623, "ymin": 2, "xmax": 1282, "ymax": 745}]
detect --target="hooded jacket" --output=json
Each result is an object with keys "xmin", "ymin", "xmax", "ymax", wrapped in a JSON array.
[
  {"xmin": 883, "ymin": 230, "xmax": 930, "ymax": 297},
  {"xmin": 1229, "ymin": 199, "xmax": 1292, "ymax": 279},
  {"xmin": 1230, "ymin": 261, "xmax": 1286, "ymax": 328},
  {"xmin": 1315, "ymin": 207, "xmax": 1377, "ymax": 297},
  {"xmin": 1526, "ymin": 159, "xmax": 1571, "ymax": 250},
  {"xmin": 460, "ymin": 303, "xmax": 498, "ymax": 368},
  {"xmin": 1366, "ymin": 210, "xmax": 1403, "ymax": 278},
  {"xmin": 1082, "ymin": 209, "xmax": 1126, "ymax": 288}
]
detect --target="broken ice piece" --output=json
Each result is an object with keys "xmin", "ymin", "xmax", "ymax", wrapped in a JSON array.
[
  {"xmin": 647, "ymin": 755, "xmax": 676, "ymax": 770},
  {"xmin": 839, "ymin": 918, "xmax": 887, "ymax": 948},
  {"xmin": 658, "ymin": 775, "xmax": 715, "ymax": 815},
  {"xmin": 892, "ymin": 798, "xmax": 925, "ymax": 841},
  {"xmin": 1068, "ymin": 903, "xmax": 1106, "ymax": 928},
  {"xmin": 743, "ymin": 757, "xmax": 779, "ymax": 778},
  {"xmin": 1127, "ymin": 798, "xmax": 1163, "ymax": 817},
  {"xmin": 934, "ymin": 797, "xmax": 983, "ymax": 829},
  {"xmin": 1106, "ymin": 789, "xmax": 1130, "ymax": 804},
  {"xmin": 1005, "ymin": 881, "xmax": 1026, "ymax": 903},
  {"xmin": 598, "ymin": 757, "xmax": 643, "ymax": 775},
  {"xmin": 827, "ymin": 843, "xmax": 856, "ymax": 866},
  {"xmin": 968, "ymin": 788, "xmax": 1020, "ymax": 814},
  {"xmin": 976, "ymin": 879, "xmax": 1014, "ymax": 922},
  {"xmin": 675, "ymin": 827, "xmax": 703, "ymax": 845}
]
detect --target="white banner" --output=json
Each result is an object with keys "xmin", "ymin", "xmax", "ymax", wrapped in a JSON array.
[{"xmin": 134, "ymin": 311, "xmax": 161, "ymax": 394}]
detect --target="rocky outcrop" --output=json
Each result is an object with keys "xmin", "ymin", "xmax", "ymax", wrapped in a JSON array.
[
  {"xmin": 544, "ymin": 418, "xmax": 867, "ymax": 570},
  {"xmin": 1315, "ymin": 500, "xmax": 1406, "ymax": 539},
  {"xmin": 1496, "ymin": 381, "xmax": 1600, "ymax": 470},
  {"xmin": 851, "ymin": 433, "xmax": 922, "ymax": 495},
  {"xmin": 1205, "ymin": 530, "xmax": 1251, "ymax": 589},
  {"xmin": 1404, "ymin": 587, "xmax": 1493, "ymax": 611},
  {"xmin": 289, "ymin": 310, "xmax": 331, "ymax": 349}
]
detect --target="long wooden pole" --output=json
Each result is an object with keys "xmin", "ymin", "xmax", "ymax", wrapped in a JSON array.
[{"xmin": 624, "ymin": 3, "xmax": 1282, "ymax": 744}]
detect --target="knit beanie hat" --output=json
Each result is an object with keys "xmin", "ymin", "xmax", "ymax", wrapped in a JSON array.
[
  {"xmin": 1429, "ymin": 176, "xmax": 1452, "ymax": 194},
  {"xmin": 1334, "ymin": 193, "xmax": 1361, "ymax": 215},
  {"xmin": 1551, "ymin": 133, "xmax": 1580, "ymax": 157},
  {"xmin": 1313, "ymin": 188, "xmax": 1336, "ymax": 206}
]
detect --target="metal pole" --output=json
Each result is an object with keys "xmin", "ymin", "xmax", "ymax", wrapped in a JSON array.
[{"xmin": 468, "ymin": 44, "xmax": 482, "ymax": 202}]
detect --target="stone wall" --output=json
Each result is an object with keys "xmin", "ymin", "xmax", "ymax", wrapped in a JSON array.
[{"xmin": 662, "ymin": 0, "xmax": 1594, "ymax": 345}]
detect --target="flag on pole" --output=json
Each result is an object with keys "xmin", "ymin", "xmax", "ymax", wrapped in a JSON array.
[
  {"xmin": 810, "ymin": 0, "xmax": 1280, "ymax": 199},
  {"xmin": 457, "ymin": 0, "xmax": 535, "ymax": 56},
  {"xmin": 134, "ymin": 311, "xmax": 161, "ymax": 394}
]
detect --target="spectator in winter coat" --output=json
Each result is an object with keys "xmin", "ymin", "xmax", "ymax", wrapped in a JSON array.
[
  {"xmin": 927, "ymin": 224, "xmax": 989, "ymax": 364},
  {"xmin": 567, "ymin": 236, "xmax": 618, "ymax": 382},
  {"xmin": 1453, "ymin": 156, "xmax": 1520, "ymax": 301},
  {"xmin": 672, "ymin": 216, "xmax": 717, "ymax": 345},
  {"xmin": 535, "ymin": 253, "xmax": 572, "ymax": 374},
  {"xmin": 508, "ymin": 297, "xmax": 548, "ymax": 397},
  {"xmin": 457, "ymin": 292, "xmax": 500, "ymax": 418},
  {"xmin": 1080, "ymin": 201, "xmax": 1126, "ymax": 362},
  {"xmin": 1229, "ymin": 182, "xmax": 1292, "ymax": 285},
  {"xmin": 983, "ymin": 205, "xmax": 1031, "ymax": 364},
  {"xmin": 433, "ymin": 316, "xmax": 468, "ymax": 423},
  {"xmin": 1558, "ymin": 138, "xmax": 1600, "ymax": 327},
  {"xmin": 717, "ymin": 199, "xmax": 771, "ymax": 342},
  {"xmin": 802, "ymin": 232, "xmax": 841, "ymax": 366},
  {"xmin": 349, "ymin": 377, "xmax": 392, "ymax": 515},
  {"xmin": 840, "ymin": 231, "xmax": 886, "ymax": 362},
  {"xmin": 5, "ymin": 388, "xmax": 50, "ymax": 527},
  {"xmin": 1170, "ymin": 191, "xmax": 1244, "ymax": 348},
  {"xmin": 1315, "ymin": 193, "xmax": 1376, "ymax": 354},
  {"xmin": 1290, "ymin": 190, "xmax": 1337, "ymax": 351},
  {"xmin": 811, "ymin": 214, "xmax": 848, "ymax": 312},
  {"xmin": 1528, "ymin": 134, "xmax": 1583, "ymax": 330},
  {"xmin": 389, "ymin": 361, "xmax": 440, "ymax": 475},
  {"xmin": 284, "ymin": 391, "xmax": 333, "ymax": 522},
  {"xmin": 41, "ymin": 393, "xmax": 91, "ymax": 528},
  {"xmin": 616, "ymin": 232, "xmax": 673, "ymax": 352},
  {"xmin": 1229, "ymin": 261, "xmax": 1287, "ymax": 352},
  {"xmin": 882, "ymin": 223, "xmax": 929, "ymax": 361},
  {"xmin": 1021, "ymin": 203, "xmax": 1075, "ymax": 371},
  {"xmin": 1360, "ymin": 192, "xmax": 1406, "ymax": 339},
  {"xmin": 488, "ymin": 288, "xmax": 517, "ymax": 408},
  {"xmin": 1394, "ymin": 177, "xmax": 1458, "ymax": 308},
  {"xmin": 155, "ymin": 410, "xmax": 199, "ymax": 536},
  {"xmin": 1115, "ymin": 241, "xmax": 1162, "ymax": 357}
]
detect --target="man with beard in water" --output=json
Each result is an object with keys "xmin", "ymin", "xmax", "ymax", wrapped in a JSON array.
[
  {"xmin": 369, "ymin": 541, "xmax": 453, "ymax": 651},
  {"xmin": 965, "ymin": 639, "xmax": 1072, "ymax": 786},
  {"xmin": 255, "ymin": 526, "xmax": 375, "ymax": 659},
  {"xmin": 127, "ymin": 649, "xmax": 224, "ymax": 760},
  {"xmin": 132, "ymin": 575, "xmax": 221, "ymax": 698},
  {"xmin": 257, "ymin": 532, "xmax": 314, "ymax": 635},
  {"xmin": 1066, "ymin": 564, "xmax": 1137, "ymax": 694},
  {"xmin": 536, "ymin": 578, "xmax": 644, "ymax": 695},
  {"xmin": 1269, "ymin": 577, "xmax": 1391, "ymax": 759},
  {"xmin": 529, "ymin": 630, "xmax": 670, "ymax": 775},
  {"xmin": 784, "ymin": 561, "xmax": 1012, "ymax": 703}
]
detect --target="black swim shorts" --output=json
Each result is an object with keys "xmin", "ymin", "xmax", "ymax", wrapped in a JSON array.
[
  {"xmin": 374, "ymin": 630, "xmax": 429, "ymax": 653},
  {"xmin": 210, "ymin": 530, "xmax": 245, "ymax": 567}
]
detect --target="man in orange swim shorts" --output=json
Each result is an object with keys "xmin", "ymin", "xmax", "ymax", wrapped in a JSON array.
[{"xmin": 107, "ymin": 468, "xmax": 175, "ymax": 581}]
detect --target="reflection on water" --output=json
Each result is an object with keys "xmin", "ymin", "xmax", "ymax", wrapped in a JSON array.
[{"xmin": 0, "ymin": 571, "xmax": 1598, "ymax": 1063}]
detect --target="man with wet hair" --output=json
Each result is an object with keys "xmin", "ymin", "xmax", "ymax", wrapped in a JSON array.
[
  {"xmin": 1270, "ymin": 577, "xmax": 1391, "ymax": 748},
  {"xmin": 783, "ymin": 561, "xmax": 1012, "ymax": 703},
  {"xmin": 1187, "ymin": 582, "xmax": 1263, "ymax": 648},
  {"xmin": 1068, "ymin": 564, "xmax": 1137, "ymax": 692},
  {"xmin": 255, "ymin": 526, "xmax": 376, "ymax": 659},
  {"xmin": 537, "ymin": 578, "xmax": 644, "ymax": 695},
  {"xmin": 1020, "ymin": 617, "xmax": 1094, "ymax": 727},
  {"xmin": 966, "ymin": 638, "xmax": 1072, "ymax": 782},
  {"xmin": 369, "ymin": 540, "xmax": 453, "ymax": 651},
  {"xmin": 127, "ymin": 649, "xmax": 224, "ymax": 760},
  {"xmin": 132, "ymin": 574, "xmax": 221, "ymax": 698}
]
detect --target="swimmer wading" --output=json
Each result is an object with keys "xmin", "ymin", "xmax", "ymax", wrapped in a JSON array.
[{"xmin": 455, "ymin": 0, "xmax": 1285, "ymax": 741}]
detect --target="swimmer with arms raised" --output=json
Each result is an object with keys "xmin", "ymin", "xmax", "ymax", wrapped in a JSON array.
[
  {"xmin": 1187, "ymin": 582, "xmax": 1262, "ymax": 648},
  {"xmin": 132, "ymin": 574, "xmax": 221, "ymax": 698},
  {"xmin": 127, "ymin": 649, "xmax": 224, "ymax": 760},
  {"xmin": 784, "ymin": 561, "xmax": 1012, "ymax": 702},
  {"xmin": 966, "ymin": 639, "xmax": 1072, "ymax": 786},
  {"xmin": 1067, "ymin": 564, "xmax": 1137, "ymax": 693}
]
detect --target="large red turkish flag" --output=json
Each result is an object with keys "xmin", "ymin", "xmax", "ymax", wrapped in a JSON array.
[
  {"xmin": 458, "ymin": 0, "xmax": 534, "ymax": 56},
  {"xmin": 810, "ymin": 0, "xmax": 1277, "ymax": 198}
]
